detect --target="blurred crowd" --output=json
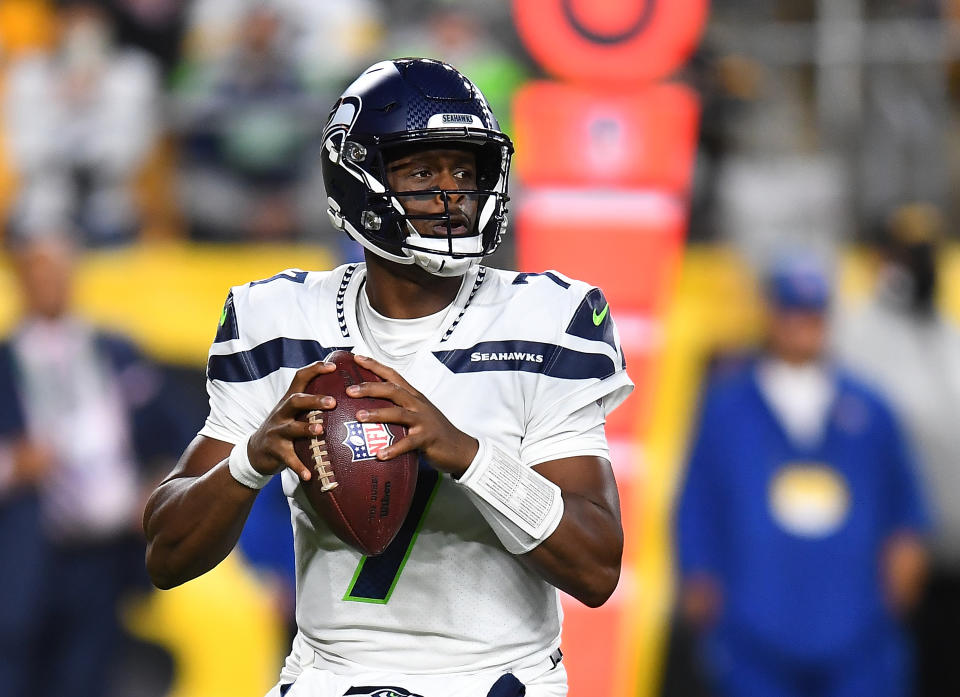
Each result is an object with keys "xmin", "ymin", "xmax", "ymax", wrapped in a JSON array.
[
  {"xmin": 0, "ymin": 0, "xmax": 530, "ymax": 250},
  {"xmin": 0, "ymin": 224, "xmax": 194, "ymax": 697}
]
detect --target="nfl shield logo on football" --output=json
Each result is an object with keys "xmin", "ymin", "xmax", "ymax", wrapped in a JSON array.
[{"xmin": 343, "ymin": 421, "xmax": 394, "ymax": 461}]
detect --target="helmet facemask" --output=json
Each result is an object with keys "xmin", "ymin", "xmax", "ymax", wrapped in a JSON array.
[
  {"xmin": 330, "ymin": 135, "xmax": 510, "ymax": 276},
  {"xmin": 377, "ymin": 140, "xmax": 509, "ymax": 276}
]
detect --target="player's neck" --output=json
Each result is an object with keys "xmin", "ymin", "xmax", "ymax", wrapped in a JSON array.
[{"xmin": 363, "ymin": 253, "xmax": 464, "ymax": 319}]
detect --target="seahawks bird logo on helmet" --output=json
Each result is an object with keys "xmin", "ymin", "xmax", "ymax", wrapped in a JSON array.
[{"xmin": 321, "ymin": 58, "xmax": 513, "ymax": 277}]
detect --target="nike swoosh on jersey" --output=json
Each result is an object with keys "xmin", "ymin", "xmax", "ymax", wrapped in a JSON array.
[{"xmin": 592, "ymin": 304, "xmax": 609, "ymax": 326}]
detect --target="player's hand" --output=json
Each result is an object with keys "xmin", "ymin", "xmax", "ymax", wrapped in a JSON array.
[
  {"xmin": 247, "ymin": 361, "xmax": 338, "ymax": 481},
  {"xmin": 348, "ymin": 355, "xmax": 478, "ymax": 476}
]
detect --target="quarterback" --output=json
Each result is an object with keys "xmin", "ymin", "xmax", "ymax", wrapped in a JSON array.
[{"xmin": 144, "ymin": 58, "xmax": 632, "ymax": 697}]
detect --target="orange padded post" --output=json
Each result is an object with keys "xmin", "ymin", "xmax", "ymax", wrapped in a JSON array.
[
  {"xmin": 513, "ymin": 0, "xmax": 709, "ymax": 84},
  {"xmin": 513, "ymin": 81, "xmax": 700, "ymax": 193},
  {"xmin": 515, "ymin": 191, "xmax": 686, "ymax": 439}
]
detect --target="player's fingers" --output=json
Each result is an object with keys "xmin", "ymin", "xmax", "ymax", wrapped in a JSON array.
[
  {"xmin": 278, "ymin": 418, "xmax": 321, "ymax": 441},
  {"xmin": 374, "ymin": 434, "xmax": 419, "ymax": 461},
  {"xmin": 280, "ymin": 443, "xmax": 312, "ymax": 481},
  {"xmin": 284, "ymin": 393, "xmax": 336, "ymax": 413},
  {"xmin": 355, "ymin": 405, "xmax": 414, "ymax": 427},
  {"xmin": 354, "ymin": 355, "xmax": 420, "ymax": 395},
  {"xmin": 345, "ymin": 380, "xmax": 417, "ymax": 408},
  {"xmin": 285, "ymin": 360, "xmax": 336, "ymax": 396}
]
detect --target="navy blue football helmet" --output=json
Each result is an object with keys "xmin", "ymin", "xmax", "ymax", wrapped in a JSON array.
[{"xmin": 321, "ymin": 58, "xmax": 514, "ymax": 276}]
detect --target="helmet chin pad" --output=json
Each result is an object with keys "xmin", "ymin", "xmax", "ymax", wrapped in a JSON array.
[
  {"xmin": 404, "ymin": 223, "xmax": 483, "ymax": 276},
  {"xmin": 411, "ymin": 251, "xmax": 478, "ymax": 277}
]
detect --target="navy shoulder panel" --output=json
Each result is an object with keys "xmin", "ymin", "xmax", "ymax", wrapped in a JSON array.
[
  {"xmin": 214, "ymin": 290, "xmax": 240, "ymax": 343},
  {"xmin": 565, "ymin": 287, "xmax": 616, "ymax": 353}
]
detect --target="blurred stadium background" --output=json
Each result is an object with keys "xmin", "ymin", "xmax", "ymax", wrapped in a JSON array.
[{"xmin": 0, "ymin": 0, "xmax": 958, "ymax": 695}]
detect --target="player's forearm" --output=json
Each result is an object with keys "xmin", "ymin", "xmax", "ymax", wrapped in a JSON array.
[
  {"xmin": 456, "ymin": 447, "xmax": 623, "ymax": 605},
  {"xmin": 523, "ymin": 493, "xmax": 623, "ymax": 607},
  {"xmin": 143, "ymin": 463, "xmax": 257, "ymax": 589}
]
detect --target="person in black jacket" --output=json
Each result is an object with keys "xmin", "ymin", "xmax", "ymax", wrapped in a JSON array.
[{"xmin": 0, "ymin": 225, "xmax": 191, "ymax": 697}]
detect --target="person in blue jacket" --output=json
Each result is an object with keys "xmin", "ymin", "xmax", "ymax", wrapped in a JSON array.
[{"xmin": 676, "ymin": 254, "xmax": 930, "ymax": 697}]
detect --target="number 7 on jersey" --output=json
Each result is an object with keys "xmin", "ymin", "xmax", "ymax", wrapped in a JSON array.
[{"xmin": 343, "ymin": 465, "xmax": 441, "ymax": 603}]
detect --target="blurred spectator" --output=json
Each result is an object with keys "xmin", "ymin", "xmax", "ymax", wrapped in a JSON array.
[
  {"xmin": 2, "ymin": 0, "xmax": 161, "ymax": 247},
  {"xmin": 0, "ymin": 224, "xmax": 190, "ymax": 697},
  {"xmin": 172, "ymin": 2, "xmax": 330, "ymax": 242},
  {"xmin": 183, "ymin": 0, "xmax": 384, "ymax": 93},
  {"xmin": 834, "ymin": 202, "xmax": 960, "ymax": 697},
  {"xmin": 386, "ymin": 5, "xmax": 530, "ymax": 136},
  {"xmin": 684, "ymin": 44, "xmax": 763, "ymax": 242},
  {"xmin": 105, "ymin": 0, "xmax": 188, "ymax": 80},
  {"xmin": 859, "ymin": 1, "xmax": 949, "ymax": 226},
  {"xmin": 675, "ymin": 254, "xmax": 929, "ymax": 697}
]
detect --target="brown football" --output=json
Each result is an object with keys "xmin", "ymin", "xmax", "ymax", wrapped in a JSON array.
[{"xmin": 294, "ymin": 350, "xmax": 418, "ymax": 556}]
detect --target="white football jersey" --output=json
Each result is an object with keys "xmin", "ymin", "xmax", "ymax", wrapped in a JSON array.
[{"xmin": 200, "ymin": 263, "xmax": 633, "ymax": 678}]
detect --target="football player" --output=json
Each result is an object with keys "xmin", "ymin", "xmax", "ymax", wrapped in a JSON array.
[{"xmin": 143, "ymin": 58, "xmax": 633, "ymax": 697}]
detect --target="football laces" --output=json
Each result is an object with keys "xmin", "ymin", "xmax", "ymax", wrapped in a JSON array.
[{"xmin": 308, "ymin": 410, "xmax": 338, "ymax": 492}]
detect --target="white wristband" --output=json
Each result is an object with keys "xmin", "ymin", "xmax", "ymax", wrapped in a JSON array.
[
  {"xmin": 457, "ymin": 439, "xmax": 564, "ymax": 554},
  {"xmin": 227, "ymin": 435, "xmax": 272, "ymax": 490}
]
